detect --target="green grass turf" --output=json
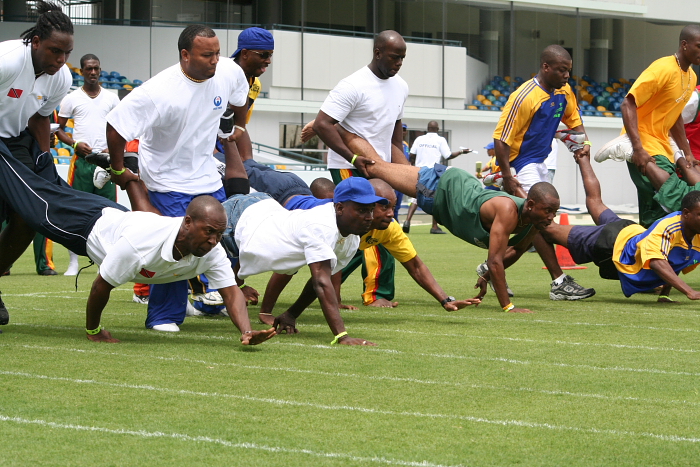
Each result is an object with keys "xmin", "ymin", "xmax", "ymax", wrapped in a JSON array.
[{"xmin": 2, "ymin": 225, "xmax": 700, "ymax": 466}]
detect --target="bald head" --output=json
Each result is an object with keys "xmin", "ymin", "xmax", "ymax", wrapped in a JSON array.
[
  {"xmin": 427, "ymin": 121, "xmax": 439, "ymax": 133},
  {"xmin": 369, "ymin": 179, "xmax": 395, "ymax": 201},
  {"xmin": 371, "ymin": 30, "xmax": 406, "ymax": 79},
  {"xmin": 540, "ymin": 45, "xmax": 571, "ymax": 67},
  {"xmin": 186, "ymin": 195, "xmax": 226, "ymax": 223},
  {"xmin": 527, "ymin": 182, "xmax": 559, "ymax": 204},
  {"xmin": 374, "ymin": 30, "xmax": 405, "ymax": 51},
  {"xmin": 680, "ymin": 25, "xmax": 700, "ymax": 44},
  {"xmin": 310, "ymin": 177, "xmax": 336, "ymax": 199}
]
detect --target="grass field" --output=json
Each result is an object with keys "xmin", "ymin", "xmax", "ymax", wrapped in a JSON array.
[{"xmin": 2, "ymin": 224, "xmax": 700, "ymax": 466}]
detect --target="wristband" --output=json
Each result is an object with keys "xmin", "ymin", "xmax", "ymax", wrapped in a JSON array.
[
  {"xmin": 72, "ymin": 141, "xmax": 80, "ymax": 150},
  {"xmin": 330, "ymin": 331, "xmax": 348, "ymax": 345},
  {"xmin": 234, "ymin": 125, "xmax": 246, "ymax": 133},
  {"xmin": 86, "ymin": 324, "xmax": 102, "ymax": 335},
  {"xmin": 583, "ymin": 141, "xmax": 592, "ymax": 146},
  {"xmin": 109, "ymin": 166, "xmax": 126, "ymax": 176},
  {"xmin": 351, "ymin": 154, "xmax": 358, "ymax": 165},
  {"xmin": 502, "ymin": 303, "xmax": 515, "ymax": 312}
]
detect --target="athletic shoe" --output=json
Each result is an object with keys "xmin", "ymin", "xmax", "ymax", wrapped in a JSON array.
[
  {"xmin": 93, "ymin": 167, "xmax": 111, "ymax": 189},
  {"xmin": 151, "ymin": 323, "xmax": 180, "ymax": 332},
  {"xmin": 476, "ymin": 262, "xmax": 514, "ymax": 297},
  {"xmin": 0, "ymin": 292, "xmax": 8, "ymax": 325},
  {"xmin": 594, "ymin": 134, "xmax": 633, "ymax": 163},
  {"xmin": 430, "ymin": 227, "xmax": 446, "ymax": 234},
  {"xmin": 132, "ymin": 293, "xmax": 149, "ymax": 305},
  {"xmin": 38, "ymin": 269, "xmax": 57, "ymax": 276},
  {"xmin": 185, "ymin": 301, "xmax": 204, "ymax": 317},
  {"xmin": 555, "ymin": 129, "xmax": 586, "ymax": 153},
  {"xmin": 483, "ymin": 167, "xmax": 517, "ymax": 189},
  {"xmin": 549, "ymin": 275, "xmax": 596, "ymax": 301},
  {"xmin": 192, "ymin": 291, "xmax": 224, "ymax": 306},
  {"xmin": 402, "ymin": 221, "xmax": 410, "ymax": 234},
  {"xmin": 64, "ymin": 264, "xmax": 79, "ymax": 276},
  {"xmin": 85, "ymin": 151, "xmax": 140, "ymax": 173}
]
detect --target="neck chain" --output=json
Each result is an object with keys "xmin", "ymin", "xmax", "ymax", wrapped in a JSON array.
[
  {"xmin": 180, "ymin": 66, "xmax": 206, "ymax": 83},
  {"xmin": 674, "ymin": 53, "xmax": 692, "ymax": 103},
  {"xmin": 174, "ymin": 242, "xmax": 186, "ymax": 259},
  {"xmin": 35, "ymin": 71, "xmax": 45, "ymax": 79},
  {"xmin": 82, "ymin": 86, "xmax": 101, "ymax": 98}
]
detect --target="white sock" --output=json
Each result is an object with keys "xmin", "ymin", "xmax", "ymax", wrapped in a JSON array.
[
  {"xmin": 553, "ymin": 273, "xmax": 567, "ymax": 285},
  {"xmin": 68, "ymin": 251, "xmax": 79, "ymax": 267}
]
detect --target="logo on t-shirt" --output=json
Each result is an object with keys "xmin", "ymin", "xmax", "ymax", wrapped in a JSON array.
[
  {"xmin": 213, "ymin": 96, "xmax": 222, "ymax": 109},
  {"xmin": 139, "ymin": 268, "xmax": 156, "ymax": 278},
  {"xmin": 7, "ymin": 88, "xmax": 23, "ymax": 98}
]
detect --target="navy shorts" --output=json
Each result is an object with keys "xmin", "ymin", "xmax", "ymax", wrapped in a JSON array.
[
  {"xmin": 567, "ymin": 209, "xmax": 636, "ymax": 279},
  {"xmin": 221, "ymin": 192, "xmax": 272, "ymax": 258},
  {"xmin": 415, "ymin": 164, "xmax": 449, "ymax": 215},
  {"xmin": 244, "ymin": 159, "xmax": 311, "ymax": 205},
  {"xmin": 0, "ymin": 149, "xmax": 126, "ymax": 257}
]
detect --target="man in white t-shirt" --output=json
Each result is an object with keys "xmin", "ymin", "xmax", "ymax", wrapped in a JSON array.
[
  {"xmin": 0, "ymin": 3, "xmax": 74, "ymax": 329},
  {"xmin": 105, "ymin": 24, "xmax": 250, "ymax": 331},
  {"xmin": 311, "ymin": 30, "xmax": 409, "ymax": 308},
  {"xmin": 403, "ymin": 121, "xmax": 468, "ymax": 234},
  {"xmin": 0, "ymin": 147, "xmax": 275, "ymax": 345},
  {"xmin": 57, "ymin": 53, "xmax": 121, "ymax": 276},
  {"xmin": 222, "ymin": 177, "xmax": 387, "ymax": 346}
]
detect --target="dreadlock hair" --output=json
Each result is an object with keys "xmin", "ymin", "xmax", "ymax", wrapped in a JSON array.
[{"xmin": 21, "ymin": 1, "xmax": 74, "ymax": 45}]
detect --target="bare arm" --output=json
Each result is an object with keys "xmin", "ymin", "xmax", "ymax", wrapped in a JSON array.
[
  {"xmin": 55, "ymin": 116, "xmax": 91, "ymax": 156},
  {"xmin": 493, "ymin": 139, "xmax": 525, "ymax": 197},
  {"xmin": 219, "ymin": 285, "xmax": 275, "ymax": 345},
  {"xmin": 669, "ymin": 115, "xmax": 694, "ymax": 163},
  {"xmin": 402, "ymin": 256, "xmax": 480, "ymax": 311},
  {"xmin": 106, "ymin": 123, "xmax": 138, "ymax": 188},
  {"xmin": 85, "ymin": 274, "xmax": 119, "ymax": 343},
  {"xmin": 569, "ymin": 124, "xmax": 591, "ymax": 159},
  {"xmin": 313, "ymin": 111, "xmax": 375, "ymax": 177},
  {"xmin": 391, "ymin": 120, "xmax": 410, "ymax": 165},
  {"xmin": 621, "ymin": 95, "xmax": 653, "ymax": 175},
  {"xmin": 649, "ymin": 259, "xmax": 700, "ymax": 300},
  {"xmin": 27, "ymin": 113, "xmax": 51, "ymax": 153}
]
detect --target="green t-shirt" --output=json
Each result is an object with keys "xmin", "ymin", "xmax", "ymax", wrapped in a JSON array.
[{"xmin": 432, "ymin": 168, "xmax": 532, "ymax": 249}]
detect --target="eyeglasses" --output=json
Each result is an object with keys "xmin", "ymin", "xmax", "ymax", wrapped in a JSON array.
[{"xmin": 250, "ymin": 51, "xmax": 273, "ymax": 60}]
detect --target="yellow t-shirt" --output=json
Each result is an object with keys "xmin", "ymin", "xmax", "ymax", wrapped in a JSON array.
[
  {"xmin": 359, "ymin": 220, "xmax": 417, "ymax": 263},
  {"xmin": 245, "ymin": 77, "xmax": 261, "ymax": 124},
  {"xmin": 625, "ymin": 56, "xmax": 697, "ymax": 161}
]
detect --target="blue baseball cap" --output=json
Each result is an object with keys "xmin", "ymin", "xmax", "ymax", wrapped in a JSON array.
[
  {"xmin": 402, "ymin": 123, "xmax": 408, "ymax": 129},
  {"xmin": 334, "ymin": 177, "xmax": 388, "ymax": 205},
  {"xmin": 484, "ymin": 142, "xmax": 495, "ymax": 150},
  {"xmin": 232, "ymin": 27, "xmax": 274, "ymax": 57}
]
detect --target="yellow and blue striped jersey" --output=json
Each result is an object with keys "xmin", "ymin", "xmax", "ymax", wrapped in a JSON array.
[
  {"xmin": 613, "ymin": 212, "xmax": 700, "ymax": 296},
  {"xmin": 360, "ymin": 220, "xmax": 417, "ymax": 263},
  {"xmin": 493, "ymin": 78, "xmax": 582, "ymax": 172}
]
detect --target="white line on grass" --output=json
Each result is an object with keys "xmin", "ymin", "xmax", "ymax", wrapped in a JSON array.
[
  {"xmin": 2, "ymin": 372, "xmax": 700, "ymax": 444},
  {"xmin": 0, "ymin": 413, "xmax": 462, "ymax": 467}
]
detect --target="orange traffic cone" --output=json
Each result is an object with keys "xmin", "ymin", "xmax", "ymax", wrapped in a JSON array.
[{"xmin": 543, "ymin": 213, "xmax": 587, "ymax": 270}]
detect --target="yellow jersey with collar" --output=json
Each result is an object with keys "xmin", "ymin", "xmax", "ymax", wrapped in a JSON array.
[
  {"xmin": 359, "ymin": 220, "xmax": 417, "ymax": 263},
  {"xmin": 624, "ymin": 56, "xmax": 697, "ymax": 162},
  {"xmin": 493, "ymin": 78, "xmax": 582, "ymax": 172},
  {"xmin": 613, "ymin": 212, "xmax": 700, "ymax": 296}
]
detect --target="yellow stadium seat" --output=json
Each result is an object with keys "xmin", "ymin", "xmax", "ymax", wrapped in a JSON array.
[
  {"xmin": 504, "ymin": 76, "xmax": 511, "ymax": 82},
  {"xmin": 581, "ymin": 94, "xmax": 593, "ymax": 104},
  {"xmin": 603, "ymin": 112, "xmax": 614, "ymax": 117},
  {"xmin": 620, "ymin": 78, "xmax": 630, "ymax": 84},
  {"xmin": 66, "ymin": 118, "xmax": 75, "ymax": 128},
  {"xmin": 491, "ymin": 90, "xmax": 501, "ymax": 97},
  {"xmin": 57, "ymin": 148, "xmax": 71, "ymax": 158},
  {"xmin": 596, "ymin": 106, "xmax": 607, "ymax": 112},
  {"xmin": 612, "ymin": 83, "xmax": 622, "ymax": 89},
  {"xmin": 123, "ymin": 84, "xmax": 133, "ymax": 90},
  {"xmin": 476, "ymin": 94, "xmax": 486, "ymax": 101},
  {"xmin": 605, "ymin": 86, "xmax": 614, "ymax": 93},
  {"xmin": 579, "ymin": 80, "xmax": 589, "ymax": 87},
  {"xmin": 466, "ymin": 105, "xmax": 478, "ymax": 110}
]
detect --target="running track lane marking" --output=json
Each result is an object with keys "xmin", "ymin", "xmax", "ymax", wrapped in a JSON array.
[
  {"xmin": 0, "ymin": 413, "xmax": 463, "ymax": 467},
  {"xmin": 2, "ymin": 372, "xmax": 700, "ymax": 443}
]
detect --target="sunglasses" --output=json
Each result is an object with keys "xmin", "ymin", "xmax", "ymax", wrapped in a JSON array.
[{"xmin": 250, "ymin": 51, "xmax": 273, "ymax": 60}]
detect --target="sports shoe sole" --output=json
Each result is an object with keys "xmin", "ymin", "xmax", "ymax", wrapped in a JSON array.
[
  {"xmin": 0, "ymin": 306, "xmax": 9, "ymax": 325},
  {"xmin": 594, "ymin": 134, "xmax": 633, "ymax": 163},
  {"xmin": 549, "ymin": 289, "xmax": 596, "ymax": 301}
]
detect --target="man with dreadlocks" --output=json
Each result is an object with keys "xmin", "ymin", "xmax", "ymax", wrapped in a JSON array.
[{"xmin": 0, "ymin": 1, "xmax": 74, "ymax": 330}]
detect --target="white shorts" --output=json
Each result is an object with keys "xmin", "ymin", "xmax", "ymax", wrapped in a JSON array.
[{"xmin": 516, "ymin": 162, "xmax": 549, "ymax": 193}]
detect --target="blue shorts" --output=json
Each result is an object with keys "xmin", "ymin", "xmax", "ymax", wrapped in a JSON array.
[
  {"xmin": 567, "ymin": 209, "xmax": 631, "ymax": 265},
  {"xmin": 221, "ymin": 192, "xmax": 272, "ymax": 258},
  {"xmin": 415, "ymin": 164, "xmax": 449, "ymax": 215},
  {"xmin": 244, "ymin": 159, "xmax": 311, "ymax": 205}
]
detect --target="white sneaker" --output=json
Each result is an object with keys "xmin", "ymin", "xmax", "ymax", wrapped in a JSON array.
[
  {"xmin": 185, "ymin": 301, "xmax": 206, "ymax": 317},
  {"xmin": 93, "ymin": 167, "xmax": 112, "ymax": 189},
  {"xmin": 594, "ymin": 134, "xmax": 633, "ymax": 163},
  {"xmin": 151, "ymin": 323, "xmax": 180, "ymax": 332},
  {"xmin": 483, "ymin": 167, "xmax": 517, "ymax": 189},
  {"xmin": 132, "ymin": 293, "xmax": 149, "ymax": 305},
  {"xmin": 192, "ymin": 291, "xmax": 224, "ymax": 306}
]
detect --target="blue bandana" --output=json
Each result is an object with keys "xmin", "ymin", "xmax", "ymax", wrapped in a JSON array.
[{"xmin": 232, "ymin": 27, "xmax": 274, "ymax": 57}]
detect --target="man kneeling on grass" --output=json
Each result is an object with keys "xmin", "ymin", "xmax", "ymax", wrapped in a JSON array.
[
  {"xmin": 0, "ymin": 151, "xmax": 275, "ymax": 344},
  {"xmin": 538, "ymin": 151, "xmax": 700, "ymax": 301}
]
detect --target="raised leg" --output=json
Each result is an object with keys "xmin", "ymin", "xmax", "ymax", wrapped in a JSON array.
[{"xmin": 576, "ymin": 153, "xmax": 610, "ymax": 225}]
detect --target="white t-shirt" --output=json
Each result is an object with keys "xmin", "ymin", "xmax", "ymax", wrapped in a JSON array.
[
  {"xmin": 409, "ymin": 132, "xmax": 451, "ymax": 168},
  {"xmin": 86, "ymin": 208, "xmax": 236, "ymax": 289},
  {"xmin": 321, "ymin": 66, "xmax": 409, "ymax": 169},
  {"xmin": 682, "ymin": 89, "xmax": 699, "ymax": 124},
  {"xmin": 58, "ymin": 88, "xmax": 120, "ymax": 152},
  {"xmin": 234, "ymin": 199, "xmax": 360, "ymax": 279},
  {"xmin": 544, "ymin": 138, "xmax": 558, "ymax": 170},
  {"xmin": 106, "ymin": 58, "xmax": 248, "ymax": 194},
  {"xmin": 0, "ymin": 39, "xmax": 72, "ymax": 138}
]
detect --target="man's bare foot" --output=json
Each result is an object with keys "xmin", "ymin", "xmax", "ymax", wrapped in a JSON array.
[
  {"xmin": 367, "ymin": 298, "xmax": 398, "ymax": 308},
  {"xmin": 258, "ymin": 312, "xmax": 275, "ymax": 326},
  {"xmin": 339, "ymin": 303, "xmax": 359, "ymax": 310},
  {"xmin": 86, "ymin": 329, "xmax": 120, "ymax": 343}
]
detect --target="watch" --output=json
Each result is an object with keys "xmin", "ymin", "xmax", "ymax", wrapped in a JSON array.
[{"xmin": 440, "ymin": 296, "xmax": 456, "ymax": 306}]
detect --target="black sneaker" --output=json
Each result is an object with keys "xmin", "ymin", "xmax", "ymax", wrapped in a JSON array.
[
  {"xmin": 0, "ymin": 292, "xmax": 8, "ymax": 325},
  {"xmin": 85, "ymin": 152, "xmax": 140, "ymax": 174},
  {"xmin": 402, "ymin": 221, "xmax": 410, "ymax": 234},
  {"xmin": 550, "ymin": 275, "xmax": 596, "ymax": 300}
]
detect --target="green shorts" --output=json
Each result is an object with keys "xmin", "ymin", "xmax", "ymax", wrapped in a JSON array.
[
  {"xmin": 69, "ymin": 156, "xmax": 117, "ymax": 201},
  {"xmin": 654, "ymin": 173, "xmax": 700, "ymax": 213},
  {"xmin": 627, "ymin": 155, "xmax": 675, "ymax": 227}
]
